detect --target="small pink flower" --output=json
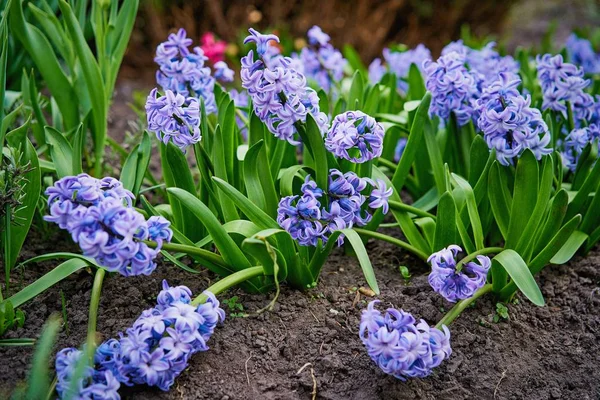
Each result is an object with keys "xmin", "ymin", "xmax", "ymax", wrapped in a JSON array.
[{"xmin": 200, "ymin": 32, "xmax": 227, "ymax": 64}]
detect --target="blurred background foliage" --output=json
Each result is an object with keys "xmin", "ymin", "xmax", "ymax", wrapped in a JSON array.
[{"xmin": 120, "ymin": 0, "xmax": 599, "ymax": 82}]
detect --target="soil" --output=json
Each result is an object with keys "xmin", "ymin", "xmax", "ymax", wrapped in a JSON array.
[{"xmin": 0, "ymin": 225, "xmax": 599, "ymax": 400}]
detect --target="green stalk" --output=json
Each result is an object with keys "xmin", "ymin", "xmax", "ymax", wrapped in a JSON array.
[
  {"xmin": 566, "ymin": 101, "xmax": 575, "ymax": 132},
  {"xmin": 388, "ymin": 200, "xmax": 436, "ymax": 219},
  {"xmin": 3, "ymin": 205, "xmax": 10, "ymax": 295},
  {"xmin": 191, "ymin": 266, "xmax": 264, "ymax": 306},
  {"xmin": 86, "ymin": 268, "xmax": 105, "ymax": 360},
  {"xmin": 435, "ymin": 284, "xmax": 492, "ymax": 329},
  {"xmin": 377, "ymin": 157, "xmax": 397, "ymax": 172},
  {"xmin": 455, "ymin": 247, "xmax": 503, "ymax": 272},
  {"xmin": 148, "ymin": 241, "xmax": 230, "ymax": 270},
  {"xmin": 353, "ymin": 228, "xmax": 429, "ymax": 261}
]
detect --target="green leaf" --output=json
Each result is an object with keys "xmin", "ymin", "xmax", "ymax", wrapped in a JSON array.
[
  {"xmin": 391, "ymin": 92, "xmax": 432, "ymax": 191},
  {"xmin": 433, "ymin": 192, "xmax": 457, "ymax": 251},
  {"xmin": 243, "ymin": 140, "xmax": 278, "ymax": 218},
  {"xmin": 242, "ymin": 236, "xmax": 286, "ymax": 282},
  {"xmin": 167, "ymin": 188, "xmax": 252, "ymax": 271},
  {"xmin": 120, "ymin": 131, "xmax": 151, "ymax": 197},
  {"xmin": 407, "ymin": 63, "xmax": 425, "ymax": 101},
  {"xmin": 300, "ymin": 113, "xmax": 329, "ymax": 192},
  {"xmin": 6, "ymin": 258, "xmax": 91, "ymax": 308},
  {"xmin": 162, "ymin": 143, "xmax": 205, "ymax": 241},
  {"xmin": 71, "ymin": 124, "xmax": 84, "ymax": 175},
  {"xmin": 342, "ymin": 44, "xmax": 366, "ymax": 74},
  {"xmin": 6, "ymin": 138, "xmax": 40, "ymax": 270},
  {"xmin": 44, "ymin": 126, "xmax": 74, "ymax": 178},
  {"xmin": 506, "ymin": 150, "xmax": 539, "ymax": 249},
  {"xmin": 9, "ymin": 0, "xmax": 79, "ymax": 129},
  {"xmin": 566, "ymin": 156, "xmax": 600, "ymax": 221},
  {"xmin": 468, "ymin": 135, "xmax": 490, "ymax": 186},
  {"xmin": 451, "ymin": 174, "xmax": 484, "ymax": 250},
  {"xmin": 340, "ymin": 229, "xmax": 379, "ymax": 295},
  {"xmin": 532, "ymin": 190, "xmax": 568, "ymax": 256},
  {"xmin": 423, "ymin": 120, "xmax": 446, "ymax": 195},
  {"xmin": 515, "ymin": 155, "xmax": 554, "ymax": 258},
  {"xmin": 212, "ymin": 177, "xmax": 279, "ymax": 230},
  {"xmin": 212, "ymin": 126, "xmax": 240, "ymax": 222},
  {"xmin": 550, "ymin": 230, "xmax": 588, "ymax": 264},
  {"xmin": 488, "ymin": 162, "xmax": 511, "ymax": 239},
  {"xmin": 25, "ymin": 315, "xmax": 62, "ymax": 400},
  {"xmin": 58, "ymin": 0, "xmax": 107, "ymax": 173},
  {"xmin": 347, "ymin": 70, "xmax": 364, "ymax": 110},
  {"xmin": 493, "ymin": 250, "xmax": 544, "ymax": 306}
]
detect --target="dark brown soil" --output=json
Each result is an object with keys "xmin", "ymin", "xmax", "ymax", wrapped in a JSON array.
[{"xmin": 1, "ymin": 225, "xmax": 599, "ymax": 400}]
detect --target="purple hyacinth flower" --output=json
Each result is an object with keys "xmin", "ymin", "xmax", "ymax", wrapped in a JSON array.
[
  {"xmin": 360, "ymin": 301, "xmax": 451, "ymax": 380},
  {"xmin": 428, "ymin": 245, "xmax": 491, "ymax": 302},
  {"xmin": 325, "ymin": 110, "xmax": 384, "ymax": 163}
]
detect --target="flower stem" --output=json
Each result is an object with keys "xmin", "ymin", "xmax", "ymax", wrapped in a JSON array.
[
  {"xmin": 86, "ymin": 268, "xmax": 105, "ymax": 361},
  {"xmin": 353, "ymin": 228, "xmax": 429, "ymax": 261},
  {"xmin": 388, "ymin": 200, "xmax": 436, "ymax": 220},
  {"xmin": 566, "ymin": 101, "xmax": 575, "ymax": 132},
  {"xmin": 377, "ymin": 157, "xmax": 397, "ymax": 172},
  {"xmin": 148, "ymin": 241, "xmax": 230, "ymax": 270},
  {"xmin": 235, "ymin": 108, "xmax": 249, "ymax": 127},
  {"xmin": 435, "ymin": 283, "xmax": 492, "ymax": 329},
  {"xmin": 455, "ymin": 247, "xmax": 503, "ymax": 272},
  {"xmin": 191, "ymin": 266, "xmax": 265, "ymax": 306}
]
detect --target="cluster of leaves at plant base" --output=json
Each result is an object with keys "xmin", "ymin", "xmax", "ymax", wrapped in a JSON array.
[{"xmin": 0, "ymin": 300, "xmax": 25, "ymax": 336}]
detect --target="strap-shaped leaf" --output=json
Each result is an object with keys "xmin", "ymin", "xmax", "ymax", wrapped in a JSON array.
[
  {"xmin": 162, "ymin": 143, "xmax": 205, "ymax": 241},
  {"xmin": 550, "ymin": 230, "xmax": 588, "ymax": 264},
  {"xmin": 9, "ymin": 0, "xmax": 79, "ymax": 128},
  {"xmin": 212, "ymin": 177, "xmax": 279, "ymax": 230},
  {"xmin": 532, "ymin": 189, "xmax": 568, "ymax": 256},
  {"xmin": 391, "ymin": 92, "xmax": 431, "ymax": 191},
  {"xmin": 340, "ymin": 229, "xmax": 380, "ymax": 295},
  {"xmin": 167, "ymin": 188, "xmax": 252, "ymax": 271},
  {"xmin": 488, "ymin": 162, "xmax": 510, "ymax": 239},
  {"xmin": 493, "ymin": 250, "xmax": 544, "ymax": 306},
  {"xmin": 407, "ymin": 63, "xmax": 425, "ymax": 101},
  {"xmin": 243, "ymin": 140, "xmax": 278, "ymax": 218},
  {"xmin": 120, "ymin": 131, "xmax": 151, "ymax": 197},
  {"xmin": 6, "ymin": 138, "xmax": 40, "ymax": 270},
  {"xmin": 347, "ymin": 70, "xmax": 364, "ymax": 110},
  {"xmin": 566, "ymin": 156, "xmax": 600, "ymax": 221},
  {"xmin": 44, "ymin": 126, "xmax": 74, "ymax": 178},
  {"xmin": 506, "ymin": 150, "xmax": 539, "ymax": 248},
  {"xmin": 25, "ymin": 315, "xmax": 61, "ymax": 400},
  {"xmin": 433, "ymin": 191, "xmax": 457, "ymax": 252},
  {"xmin": 6, "ymin": 258, "xmax": 91, "ymax": 308},
  {"xmin": 212, "ymin": 126, "xmax": 240, "ymax": 222},
  {"xmin": 299, "ymin": 113, "xmax": 329, "ymax": 192},
  {"xmin": 451, "ymin": 173, "xmax": 484, "ymax": 250},
  {"xmin": 515, "ymin": 155, "xmax": 554, "ymax": 259},
  {"xmin": 59, "ymin": 0, "xmax": 107, "ymax": 173},
  {"xmin": 424, "ymin": 120, "xmax": 446, "ymax": 195}
]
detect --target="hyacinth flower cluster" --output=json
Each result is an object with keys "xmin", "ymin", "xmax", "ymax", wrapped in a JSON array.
[
  {"xmin": 154, "ymin": 28, "xmax": 217, "ymax": 113},
  {"xmin": 475, "ymin": 73, "xmax": 553, "ymax": 165},
  {"xmin": 368, "ymin": 44, "xmax": 432, "ymax": 93},
  {"xmin": 560, "ymin": 125, "xmax": 600, "ymax": 171},
  {"xmin": 427, "ymin": 245, "xmax": 491, "ymax": 303},
  {"xmin": 56, "ymin": 281, "xmax": 225, "ymax": 398},
  {"xmin": 44, "ymin": 174, "xmax": 173, "ymax": 276},
  {"xmin": 536, "ymin": 54, "xmax": 595, "ymax": 123},
  {"xmin": 442, "ymin": 40, "xmax": 519, "ymax": 87},
  {"xmin": 297, "ymin": 25, "xmax": 346, "ymax": 93},
  {"xmin": 146, "ymin": 88, "xmax": 202, "ymax": 151},
  {"xmin": 277, "ymin": 170, "xmax": 392, "ymax": 246},
  {"xmin": 325, "ymin": 110, "xmax": 385, "ymax": 163},
  {"xmin": 565, "ymin": 34, "xmax": 600, "ymax": 75},
  {"xmin": 423, "ymin": 51, "xmax": 481, "ymax": 126},
  {"xmin": 241, "ymin": 28, "xmax": 329, "ymax": 145},
  {"xmin": 360, "ymin": 301, "xmax": 452, "ymax": 380}
]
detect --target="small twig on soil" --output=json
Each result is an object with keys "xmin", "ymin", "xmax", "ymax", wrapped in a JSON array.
[
  {"xmin": 319, "ymin": 340, "xmax": 325, "ymax": 355},
  {"xmin": 494, "ymin": 369, "xmax": 507, "ymax": 399},
  {"xmin": 309, "ymin": 308, "xmax": 320, "ymax": 323},
  {"xmin": 351, "ymin": 291, "xmax": 361, "ymax": 308},
  {"xmin": 296, "ymin": 363, "xmax": 317, "ymax": 400},
  {"xmin": 245, "ymin": 352, "xmax": 254, "ymax": 385}
]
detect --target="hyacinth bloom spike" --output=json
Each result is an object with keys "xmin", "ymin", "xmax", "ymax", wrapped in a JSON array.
[
  {"xmin": 368, "ymin": 44, "xmax": 431, "ymax": 92},
  {"xmin": 241, "ymin": 28, "xmax": 329, "ymax": 145},
  {"xmin": 44, "ymin": 174, "xmax": 172, "ymax": 277},
  {"xmin": 428, "ymin": 245, "xmax": 491, "ymax": 302},
  {"xmin": 325, "ymin": 111, "xmax": 385, "ymax": 163},
  {"xmin": 277, "ymin": 169, "xmax": 392, "ymax": 247},
  {"xmin": 56, "ymin": 282, "xmax": 225, "ymax": 397},
  {"xmin": 360, "ymin": 301, "xmax": 451, "ymax": 380},
  {"xmin": 475, "ymin": 73, "xmax": 552, "ymax": 165},
  {"xmin": 566, "ymin": 34, "xmax": 600, "ymax": 74}
]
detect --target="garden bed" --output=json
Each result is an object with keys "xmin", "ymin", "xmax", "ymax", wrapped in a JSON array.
[{"xmin": 1, "ymin": 227, "xmax": 598, "ymax": 399}]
